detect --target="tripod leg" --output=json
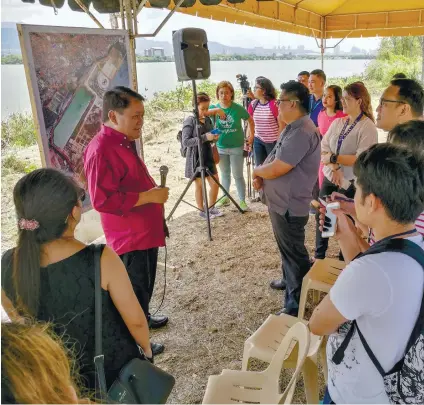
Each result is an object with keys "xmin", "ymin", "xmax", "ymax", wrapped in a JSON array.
[
  {"xmin": 166, "ymin": 175, "xmax": 196, "ymax": 221},
  {"xmin": 200, "ymin": 169, "xmax": 212, "ymax": 241},
  {"xmin": 206, "ymin": 169, "xmax": 244, "ymax": 213},
  {"xmin": 246, "ymin": 157, "xmax": 252, "ymax": 199}
]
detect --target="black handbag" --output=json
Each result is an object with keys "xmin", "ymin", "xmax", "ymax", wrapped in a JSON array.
[{"xmin": 92, "ymin": 245, "xmax": 175, "ymax": 404}]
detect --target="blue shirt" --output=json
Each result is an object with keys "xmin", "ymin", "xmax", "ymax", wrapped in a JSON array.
[{"xmin": 309, "ymin": 94, "xmax": 323, "ymax": 127}]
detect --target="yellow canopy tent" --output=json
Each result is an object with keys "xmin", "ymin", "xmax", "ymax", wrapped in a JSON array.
[
  {"xmin": 156, "ymin": 1, "xmax": 424, "ymax": 39},
  {"xmin": 26, "ymin": 1, "xmax": 424, "ymax": 40}
]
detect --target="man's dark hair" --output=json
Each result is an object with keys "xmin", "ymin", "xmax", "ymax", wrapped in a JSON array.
[
  {"xmin": 297, "ymin": 71, "xmax": 310, "ymax": 77},
  {"xmin": 392, "ymin": 72, "xmax": 407, "ymax": 79},
  {"xmin": 390, "ymin": 78, "xmax": 424, "ymax": 118},
  {"xmin": 309, "ymin": 69, "xmax": 326, "ymax": 83},
  {"xmin": 387, "ymin": 120, "xmax": 424, "ymax": 153},
  {"xmin": 102, "ymin": 86, "xmax": 145, "ymax": 123},
  {"xmin": 280, "ymin": 80, "xmax": 310, "ymax": 113},
  {"xmin": 353, "ymin": 143, "xmax": 424, "ymax": 224}
]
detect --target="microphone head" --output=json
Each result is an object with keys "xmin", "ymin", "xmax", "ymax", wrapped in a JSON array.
[{"xmin": 159, "ymin": 165, "xmax": 169, "ymax": 176}]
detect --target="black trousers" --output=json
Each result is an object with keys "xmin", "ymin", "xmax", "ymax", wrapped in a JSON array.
[
  {"xmin": 314, "ymin": 176, "xmax": 356, "ymax": 259},
  {"xmin": 269, "ymin": 209, "xmax": 311, "ymax": 314},
  {"xmin": 120, "ymin": 248, "xmax": 159, "ymax": 317}
]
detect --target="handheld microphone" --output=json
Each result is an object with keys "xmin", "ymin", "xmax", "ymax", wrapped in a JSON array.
[{"xmin": 159, "ymin": 165, "xmax": 169, "ymax": 188}]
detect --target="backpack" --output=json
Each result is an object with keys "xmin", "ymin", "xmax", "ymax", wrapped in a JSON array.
[
  {"xmin": 176, "ymin": 130, "xmax": 186, "ymax": 157},
  {"xmin": 251, "ymin": 99, "xmax": 279, "ymax": 122},
  {"xmin": 332, "ymin": 238, "xmax": 424, "ymax": 404},
  {"xmin": 176, "ymin": 116, "xmax": 196, "ymax": 158}
]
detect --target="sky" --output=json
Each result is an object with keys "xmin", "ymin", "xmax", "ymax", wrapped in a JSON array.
[{"xmin": 2, "ymin": 0, "xmax": 381, "ymax": 52}]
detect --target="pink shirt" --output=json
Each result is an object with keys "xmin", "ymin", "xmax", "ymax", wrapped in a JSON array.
[
  {"xmin": 248, "ymin": 99, "xmax": 279, "ymax": 143},
  {"xmin": 84, "ymin": 125, "xmax": 165, "ymax": 255},
  {"xmin": 317, "ymin": 109, "xmax": 346, "ymax": 136}
]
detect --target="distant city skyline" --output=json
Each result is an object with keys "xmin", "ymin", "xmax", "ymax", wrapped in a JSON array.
[{"xmin": 2, "ymin": 1, "xmax": 381, "ymax": 52}]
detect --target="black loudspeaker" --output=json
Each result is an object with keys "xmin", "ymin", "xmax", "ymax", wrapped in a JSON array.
[{"xmin": 172, "ymin": 28, "xmax": 211, "ymax": 81}]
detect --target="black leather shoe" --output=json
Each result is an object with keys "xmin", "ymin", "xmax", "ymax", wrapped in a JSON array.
[
  {"xmin": 269, "ymin": 279, "xmax": 286, "ymax": 290},
  {"xmin": 276, "ymin": 307, "xmax": 298, "ymax": 317},
  {"xmin": 149, "ymin": 315, "xmax": 169, "ymax": 329},
  {"xmin": 151, "ymin": 342, "xmax": 165, "ymax": 356}
]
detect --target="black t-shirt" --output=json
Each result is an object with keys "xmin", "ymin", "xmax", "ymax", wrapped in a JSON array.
[{"xmin": 1, "ymin": 246, "xmax": 141, "ymax": 389}]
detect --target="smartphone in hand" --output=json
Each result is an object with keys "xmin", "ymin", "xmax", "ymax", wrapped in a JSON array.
[{"xmin": 211, "ymin": 129, "xmax": 222, "ymax": 135}]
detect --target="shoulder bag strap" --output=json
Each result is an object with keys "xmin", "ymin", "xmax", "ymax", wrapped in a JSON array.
[
  {"xmin": 93, "ymin": 244, "xmax": 108, "ymax": 399},
  {"xmin": 332, "ymin": 238, "xmax": 424, "ymax": 374}
]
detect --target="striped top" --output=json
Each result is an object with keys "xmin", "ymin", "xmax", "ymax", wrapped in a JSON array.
[
  {"xmin": 248, "ymin": 100, "xmax": 279, "ymax": 143},
  {"xmin": 369, "ymin": 211, "xmax": 424, "ymax": 245}
]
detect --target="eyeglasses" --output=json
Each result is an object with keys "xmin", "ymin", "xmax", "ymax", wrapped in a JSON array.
[
  {"xmin": 276, "ymin": 99, "xmax": 299, "ymax": 107},
  {"xmin": 378, "ymin": 98, "xmax": 406, "ymax": 107}
]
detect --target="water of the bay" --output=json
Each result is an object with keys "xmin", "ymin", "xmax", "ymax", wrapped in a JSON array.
[{"xmin": 1, "ymin": 58, "xmax": 371, "ymax": 119}]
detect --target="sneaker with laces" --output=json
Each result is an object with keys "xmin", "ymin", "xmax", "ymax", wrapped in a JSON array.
[
  {"xmin": 215, "ymin": 196, "xmax": 230, "ymax": 207},
  {"xmin": 199, "ymin": 210, "xmax": 216, "ymax": 219},
  {"xmin": 239, "ymin": 200, "xmax": 249, "ymax": 211},
  {"xmin": 209, "ymin": 207, "xmax": 224, "ymax": 217}
]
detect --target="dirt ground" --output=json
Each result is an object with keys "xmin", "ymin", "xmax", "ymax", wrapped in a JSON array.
[
  {"xmin": 0, "ymin": 115, "xmax": 345, "ymax": 403},
  {"xmin": 141, "ymin": 121, "xmax": 341, "ymax": 403}
]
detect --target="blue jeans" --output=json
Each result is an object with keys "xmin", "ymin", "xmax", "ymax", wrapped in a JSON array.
[
  {"xmin": 323, "ymin": 386, "xmax": 335, "ymax": 404},
  {"xmin": 218, "ymin": 146, "xmax": 246, "ymax": 201},
  {"xmin": 254, "ymin": 137, "xmax": 276, "ymax": 166}
]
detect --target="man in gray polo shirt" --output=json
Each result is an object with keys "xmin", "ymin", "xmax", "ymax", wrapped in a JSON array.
[{"xmin": 253, "ymin": 80, "xmax": 320, "ymax": 316}]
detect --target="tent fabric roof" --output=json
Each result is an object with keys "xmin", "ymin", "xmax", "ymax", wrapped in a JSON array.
[
  {"xmin": 168, "ymin": 1, "xmax": 424, "ymax": 39},
  {"xmin": 24, "ymin": 0, "xmax": 424, "ymax": 39}
]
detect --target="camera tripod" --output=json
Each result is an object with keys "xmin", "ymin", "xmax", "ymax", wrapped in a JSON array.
[
  {"xmin": 241, "ymin": 89, "xmax": 256, "ymax": 200},
  {"xmin": 166, "ymin": 80, "xmax": 244, "ymax": 241}
]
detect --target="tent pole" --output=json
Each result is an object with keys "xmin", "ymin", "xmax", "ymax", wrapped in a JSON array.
[
  {"xmin": 123, "ymin": 0, "xmax": 144, "ymax": 159},
  {"xmin": 320, "ymin": 17, "xmax": 325, "ymax": 70},
  {"xmin": 74, "ymin": 0, "xmax": 104, "ymax": 28}
]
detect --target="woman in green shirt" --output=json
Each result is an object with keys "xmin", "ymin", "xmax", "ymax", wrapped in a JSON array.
[{"xmin": 208, "ymin": 81, "xmax": 254, "ymax": 211}]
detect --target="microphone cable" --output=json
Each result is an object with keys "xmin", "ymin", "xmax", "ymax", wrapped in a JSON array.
[{"xmin": 150, "ymin": 244, "xmax": 167, "ymax": 316}]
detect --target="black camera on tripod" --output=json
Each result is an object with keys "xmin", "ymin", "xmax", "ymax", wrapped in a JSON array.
[{"xmin": 236, "ymin": 74, "xmax": 250, "ymax": 95}]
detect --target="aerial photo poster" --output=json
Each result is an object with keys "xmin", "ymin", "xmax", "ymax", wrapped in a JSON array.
[{"xmin": 18, "ymin": 24, "xmax": 133, "ymax": 208}]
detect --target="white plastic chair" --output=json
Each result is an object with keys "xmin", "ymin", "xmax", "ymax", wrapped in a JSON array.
[
  {"xmin": 298, "ymin": 258, "xmax": 345, "ymax": 319},
  {"xmin": 242, "ymin": 313, "xmax": 327, "ymax": 403},
  {"xmin": 202, "ymin": 322, "xmax": 310, "ymax": 404}
]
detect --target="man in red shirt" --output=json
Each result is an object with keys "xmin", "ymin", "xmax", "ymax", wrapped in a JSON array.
[{"xmin": 84, "ymin": 86, "xmax": 169, "ymax": 355}]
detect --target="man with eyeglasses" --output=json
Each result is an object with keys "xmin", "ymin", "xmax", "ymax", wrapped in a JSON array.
[
  {"xmin": 376, "ymin": 78, "xmax": 424, "ymax": 132},
  {"xmin": 253, "ymin": 81, "xmax": 320, "ymax": 316}
]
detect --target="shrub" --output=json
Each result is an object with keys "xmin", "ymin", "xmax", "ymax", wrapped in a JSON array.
[
  {"xmin": 1, "ymin": 113, "xmax": 37, "ymax": 150},
  {"xmin": 1, "ymin": 155, "xmax": 37, "ymax": 175},
  {"xmin": 365, "ymin": 54, "xmax": 421, "ymax": 84},
  {"xmin": 145, "ymin": 80, "xmax": 243, "ymax": 116}
]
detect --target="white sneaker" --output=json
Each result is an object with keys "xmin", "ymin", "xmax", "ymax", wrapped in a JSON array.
[{"xmin": 210, "ymin": 207, "xmax": 224, "ymax": 217}]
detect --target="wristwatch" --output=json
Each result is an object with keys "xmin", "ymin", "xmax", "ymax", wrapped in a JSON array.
[{"xmin": 330, "ymin": 154, "xmax": 338, "ymax": 164}]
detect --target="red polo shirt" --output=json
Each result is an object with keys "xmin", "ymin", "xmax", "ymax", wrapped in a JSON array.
[{"xmin": 84, "ymin": 125, "xmax": 165, "ymax": 255}]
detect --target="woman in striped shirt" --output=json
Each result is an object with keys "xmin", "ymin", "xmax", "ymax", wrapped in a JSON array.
[{"xmin": 248, "ymin": 77, "xmax": 285, "ymax": 166}]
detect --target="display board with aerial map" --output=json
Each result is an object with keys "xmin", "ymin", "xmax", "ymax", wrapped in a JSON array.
[{"xmin": 18, "ymin": 24, "xmax": 132, "ymax": 207}]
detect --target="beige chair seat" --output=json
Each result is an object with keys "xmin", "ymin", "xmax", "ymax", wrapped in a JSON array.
[
  {"xmin": 202, "ymin": 322, "xmax": 310, "ymax": 404},
  {"xmin": 298, "ymin": 258, "xmax": 345, "ymax": 319},
  {"xmin": 242, "ymin": 313, "xmax": 327, "ymax": 404}
]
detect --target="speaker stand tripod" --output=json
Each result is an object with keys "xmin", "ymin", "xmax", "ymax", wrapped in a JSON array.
[{"xmin": 166, "ymin": 80, "xmax": 244, "ymax": 241}]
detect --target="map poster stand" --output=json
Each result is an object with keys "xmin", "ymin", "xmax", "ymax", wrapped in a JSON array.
[{"xmin": 18, "ymin": 24, "xmax": 133, "ymax": 205}]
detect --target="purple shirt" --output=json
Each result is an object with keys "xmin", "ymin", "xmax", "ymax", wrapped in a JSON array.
[{"xmin": 84, "ymin": 125, "xmax": 165, "ymax": 255}]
